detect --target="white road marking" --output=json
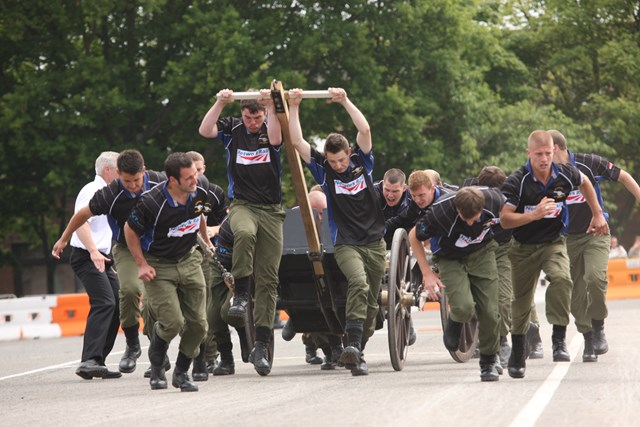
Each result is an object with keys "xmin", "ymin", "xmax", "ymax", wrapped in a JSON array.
[{"xmin": 509, "ymin": 333, "xmax": 583, "ymax": 427}]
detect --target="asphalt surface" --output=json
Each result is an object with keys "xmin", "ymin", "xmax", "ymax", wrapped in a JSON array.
[{"xmin": 1, "ymin": 297, "xmax": 639, "ymax": 427}]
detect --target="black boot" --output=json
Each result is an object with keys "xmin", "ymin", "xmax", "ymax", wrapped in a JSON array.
[
  {"xmin": 582, "ymin": 331, "xmax": 598, "ymax": 363},
  {"xmin": 499, "ymin": 336, "xmax": 511, "ymax": 367},
  {"xmin": 479, "ymin": 353, "xmax": 500, "ymax": 382},
  {"xmin": 213, "ymin": 342, "xmax": 235, "ymax": 376},
  {"xmin": 508, "ymin": 334, "xmax": 526, "ymax": 379},
  {"xmin": 351, "ymin": 352, "xmax": 369, "ymax": 376},
  {"xmin": 206, "ymin": 357, "xmax": 219, "ymax": 374},
  {"xmin": 172, "ymin": 351, "xmax": 198, "ymax": 392},
  {"xmin": 249, "ymin": 326, "xmax": 272, "ymax": 376},
  {"xmin": 281, "ymin": 319, "xmax": 296, "ymax": 341},
  {"xmin": 148, "ymin": 322, "xmax": 169, "ymax": 390},
  {"xmin": 443, "ymin": 316, "xmax": 463, "ymax": 351},
  {"xmin": 144, "ymin": 354, "xmax": 171, "ymax": 378},
  {"xmin": 192, "ymin": 343, "xmax": 209, "ymax": 382},
  {"xmin": 552, "ymin": 325, "xmax": 571, "ymax": 362},
  {"xmin": 305, "ymin": 345, "xmax": 323, "ymax": 365},
  {"xmin": 227, "ymin": 276, "xmax": 250, "ymax": 328},
  {"xmin": 119, "ymin": 324, "xmax": 141, "ymax": 373},
  {"xmin": 526, "ymin": 322, "xmax": 544, "ymax": 359},
  {"xmin": 339, "ymin": 320, "xmax": 364, "ymax": 370},
  {"xmin": 591, "ymin": 319, "xmax": 608, "ymax": 355},
  {"xmin": 236, "ymin": 327, "xmax": 251, "ymax": 363},
  {"xmin": 408, "ymin": 318, "xmax": 417, "ymax": 346}
]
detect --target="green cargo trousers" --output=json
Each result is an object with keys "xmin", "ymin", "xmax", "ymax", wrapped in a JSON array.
[
  {"xmin": 334, "ymin": 238, "xmax": 386, "ymax": 339},
  {"xmin": 495, "ymin": 240, "xmax": 513, "ymax": 337},
  {"xmin": 207, "ymin": 259, "xmax": 234, "ymax": 348},
  {"xmin": 509, "ymin": 236, "xmax": 573, "ymax": 334},
  {"xmin": 566, "ymin": 232, "xmax": 610, "ymax": 333},
  {"xmin": 112, "ymin": 243, "xmax": 155, "ymax": 337},
  {"xmin": 143, "ymin": 249, "xmax": 207, "ymax": 358},
  {"xmin": 434, "ymin": 241, "xmax": 500, "ymax": 355},
  {"xmin": 200, "ymin": 255, "xmax": 219, "ymax": 361},
  {"xmin": 229, "ymin": 199, "xmax": 285, "ymax": 329}
]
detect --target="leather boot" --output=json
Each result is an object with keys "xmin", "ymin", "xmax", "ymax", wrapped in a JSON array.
[
  {"xmin": 119, "ymin": 343, "xmax": 142, "ymax": 373},
  {"xmin": 582, "ymin": 331, "xmax": 598, "ymax": 362},
  {"xmin": 508, "ymin": 334, "xmax": 526, "ymax": 379},
  {"xmin": 305, "ymin": 345, "xmax": 323, "ymax": 364},
  {"xmin": 340, "ymin": 320, "xmax": 364, "ymax": 370},
  {"xmin": 351, "ymin": 352, "xmax": 369, "ymax": 376},
  {"xmin": 148, "ymin": 323, "xmax": 169, "ymax": 390},
  {"xmin": 227, "ymin": 276, "xmax": 250, "ymax": 328},
  {"xmin": 192, "ymin": 343, "xmax": 209, "ymax": 382},
  {"xmin": 499, "ymin": 336, "xmax": 511, "ymax": 367},
  {"xmin": 206, "ymin": 358, "xmax": 219, "ymax": 374},
  {"xmin": 591, "ymin": 319, "xmax": 608, "ymax": 355},
  {"xmin": 479, "ymin": 353, "xmax": 500, "ymax": 382},
  {"xmin": 443, "ymin": 316, "xmax": 463, "ymax": 351},
  {"xmin": 249, "ymin": 341, "xmax": 271, "ymax": 376},
  {"xmin": 552, "ymin": 325, "xmax": 571, "ymax": 362},
  {"xmin": 213, "ymin": 342, "xmax": 235, "ymax": 375},
  {"xmin": 172, "ymin": 351, "xmax": 198, "ymax": 392},
  {"xmin": 144, "ymin": 354, "xmax": 171, "ymax": 378},
  {"xmin": 321, "ymin": 345, "xmax": 344, "ymax": 371},
  {"xmin": 408, "ymin": 318, "xmax": 417, "ymax": 346},
  {"xmin": 172, "ymin": 367, "xmax": 198, "ymax": 392},
  {"xmin": 526, "ymin": 322, "xmax": 544, "ymax": 359},
  {"xmin": 281, "ymin": 319, "xmax": 296, "ymax": 341}
]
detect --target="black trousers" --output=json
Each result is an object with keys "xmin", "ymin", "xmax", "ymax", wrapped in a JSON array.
[{"xmin": 70, "ymin": 247, "xmax": 120, "ymax": 364}]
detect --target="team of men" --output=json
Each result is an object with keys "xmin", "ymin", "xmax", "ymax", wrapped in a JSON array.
[{"xmin": 51, "ymin": 87, "xmax": 639, "ymax": 387}]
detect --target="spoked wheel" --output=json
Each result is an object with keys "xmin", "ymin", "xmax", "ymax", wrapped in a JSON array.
[
  {"xmin": 244, "ymin": 277, "xmax": 275, "ymax": 373},
  {"xmin": 387, "ymin": 228, "xmax": 413, "ymax": 371},
  {"xmin": 438, "ymin": 292, "xmax": 478, "ymax": 363}
]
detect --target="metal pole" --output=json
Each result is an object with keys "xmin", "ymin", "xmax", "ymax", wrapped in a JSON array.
[{"xmin": 216, "ymin": 90, "xmax": 331, "ymax": 101}]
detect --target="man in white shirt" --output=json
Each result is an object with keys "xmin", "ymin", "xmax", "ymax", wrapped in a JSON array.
[{"xmin": 68, "ymin": 151, "xmax": 121, "ymax": 379}]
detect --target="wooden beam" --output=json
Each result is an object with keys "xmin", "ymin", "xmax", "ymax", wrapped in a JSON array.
[{"xmin": 270, "ymin": 80, "xmax": 325, "ymax": 276}]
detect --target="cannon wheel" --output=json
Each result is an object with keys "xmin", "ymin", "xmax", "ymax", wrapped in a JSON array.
[
  {"xmin": 438, "ymin": 292, "xmax": 478, "ymax": 363},
  {"xmin": 244, "ymin": 277, "xmax": 275, "ymax": 374},
  {"xmin": 387, "ymin": 228, "xmax": 412, "ymax": 371}
]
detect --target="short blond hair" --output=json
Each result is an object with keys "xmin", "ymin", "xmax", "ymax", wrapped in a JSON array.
[{"xmin": 408, "ymin": 170, "xmax": 433, "ymax": 191}]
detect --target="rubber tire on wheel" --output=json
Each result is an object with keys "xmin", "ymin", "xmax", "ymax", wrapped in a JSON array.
[
  {"xmin": 438, "ymin": 292, "xmax": 478, "ymax": 363},
  {"xmin": 387, "ymin": 228, "xmax": 412, "ymax": 371}
]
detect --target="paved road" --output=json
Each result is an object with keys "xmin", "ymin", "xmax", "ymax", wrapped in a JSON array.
[{"xmin": 1, "ymin": 298, "xmax": 639, "ymax": 427}]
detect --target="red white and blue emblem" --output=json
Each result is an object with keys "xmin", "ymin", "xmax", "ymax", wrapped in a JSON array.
[
  {"xmin": 237, "ymin": 148, "xmax": 271, "ymax": 165},
  {"xmin": 334, "ymin": 175, "xmax": 366, "ymax": 195}
]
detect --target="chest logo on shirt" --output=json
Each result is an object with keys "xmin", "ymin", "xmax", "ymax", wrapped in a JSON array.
[
  {"xmin": 258, "ymin": 134, "xmax": 270, "ymax": 146},
  {"xmin": 455, "ymin": 228, "xmax": 491, "ymax": 248},
  {"xmin": 524, "ymin": 203, "xmax": 562, "ymax": 218},
  {"xmin": 167, "ymin": 216, "xmax": 201, "ymax": 238},
  {"xmin": 237, "ymin": 148, "xmax": 271, "ymax": 165},
  {"xmin": 550, "ymin": 186, "xmax": 567, "ymax": 200},
  {"xmin": 334, "ymin": 175, "xmax": 366, "ymax": 196},
  {"xmin": 566, "ymin": 189, "xmax": 585, "ymax": 205}
]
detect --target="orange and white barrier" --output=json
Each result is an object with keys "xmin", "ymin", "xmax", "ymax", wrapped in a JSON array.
[
  {"xmin": 606, "ymin": 258, "xmax": 640, "ymax": 300},
  {"xmin": 0, "ymin": 294, "xmax": 89, "ymax": 341}
]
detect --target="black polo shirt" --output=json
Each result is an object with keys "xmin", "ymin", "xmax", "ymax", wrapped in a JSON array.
[
  {"xmin": 461, "ymin": 177, "xmax": 511, "ymax": 245},
  {"xmin": 502, "ymin": 161, "xmax": 582, "ymax": 244},
  {"xmin": 213, "ymin": 217, "xmax": 233, "ymax": 270},
  {"xmin": 565, "ymin": 151, "xmax": 620, "ymax": 234},
  {"xmin": 415, "ymin": 187, "xmax": 505, "ymax": 259},
  {"xmin": 205, "ymin": 182, "xmax": 228, "ymax": 227},
  {"xmin": 127, "ymin": 175, "xmax": 210, "ymax": 260},
  {"xmin": 306, "ymin": 146, "xmax": 384, "ymax": 246},
  {"xmin": 88, "ymin": 170, "xmax": 165, "ymax": 244},
  {"xmin": 216, "ymin": 116, "xmax": 282, "ymax": 204}
]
